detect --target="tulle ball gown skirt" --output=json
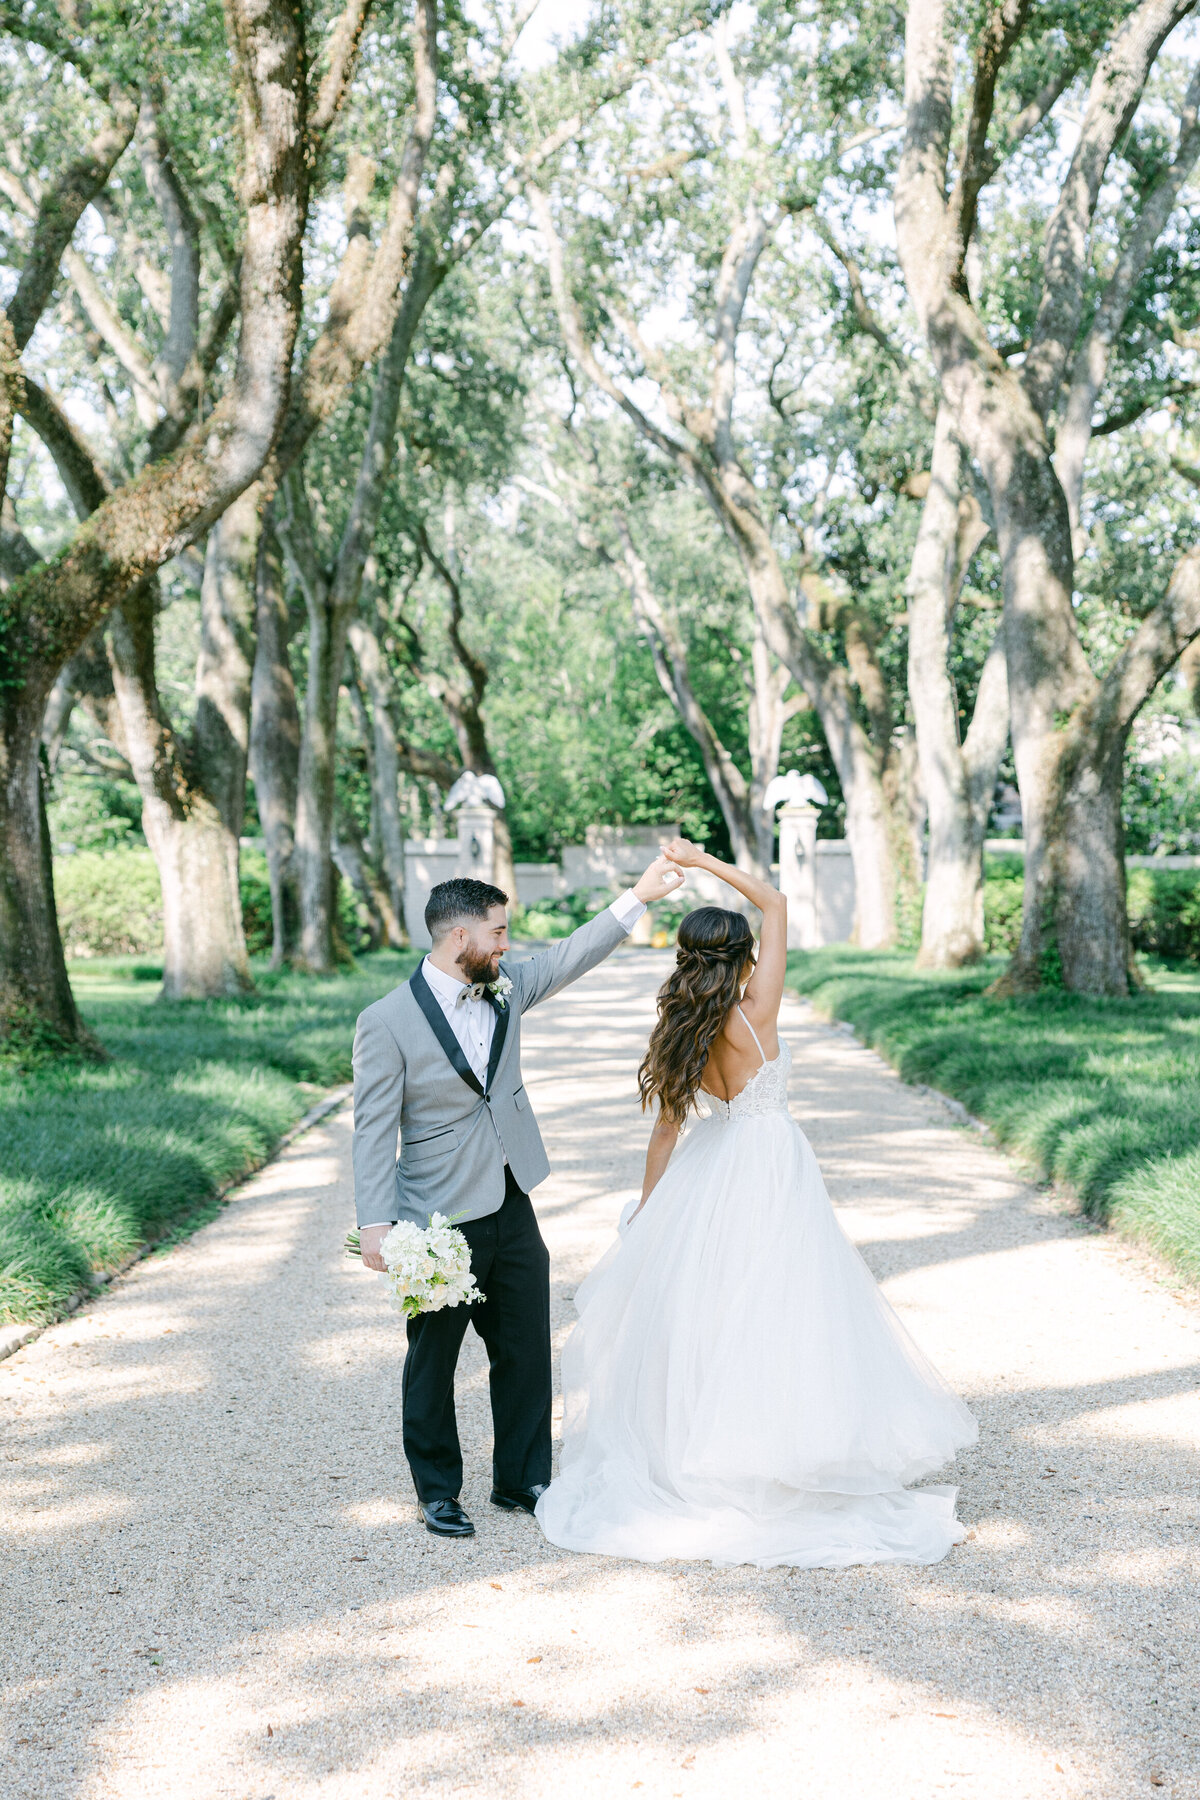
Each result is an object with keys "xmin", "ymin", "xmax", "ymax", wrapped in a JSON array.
[{"xmin": 536, "ymin": 1091, "xmax": 978, "ymax": 1569}]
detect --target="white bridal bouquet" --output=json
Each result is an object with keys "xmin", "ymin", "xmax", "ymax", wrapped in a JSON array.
[{"xmin": 345, "ymin": 1215, "xmax": 483, "ymax": 1319}]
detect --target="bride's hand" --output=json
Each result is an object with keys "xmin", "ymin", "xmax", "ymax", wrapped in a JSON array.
[
  {"xmin": 662, "ymin": 836, "xmax": 705, "ymax": 869},
  {"xmin": 633, "ymin": 853, "xmax": 686, "ymax": 903}
]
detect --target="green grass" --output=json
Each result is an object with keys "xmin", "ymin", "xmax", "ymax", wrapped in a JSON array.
[
  {"xmin": 0, "ymin": 952, "xmax": 418, "ymax": 1325},
  {"xmin": 787, "ymin": 948, "xmax": 1200, "ymax": 1286}
]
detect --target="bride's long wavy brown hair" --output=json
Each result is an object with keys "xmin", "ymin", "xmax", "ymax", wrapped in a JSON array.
[{"xmin": 638, "ymin": 907, "xmax": 756, "ymax": 1124}]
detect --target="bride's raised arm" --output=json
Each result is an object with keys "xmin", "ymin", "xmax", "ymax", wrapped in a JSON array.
[{"xmin": 661, "ymin": 838, "xmax": 788, "ymax": 1028}]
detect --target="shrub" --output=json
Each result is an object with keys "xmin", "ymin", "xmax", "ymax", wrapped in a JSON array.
[
  {"xmin": 511, "ymin": 886, "xmax": 618, "ymax": 939},
  {"xmin": 983, "ymin": 856, "xmax": 1025, "ymax": 955},
  {"xmin": 1126, "ymin": 867, "xmax": 1200, "ymax": 963},
  {"xmin": 982, "ymin": 857, "xmax": 1200, "ymax": 964},
  {"xmin": 54, "ymin": 844, "xmax": 288, "ymax": 961},
  {"xmin": 55, "ymin": 849, "xmax": 164, "ymax": 957},
  {"xmin": 240, "ymin": 847, "xmax": 275, "ymax": 955}
]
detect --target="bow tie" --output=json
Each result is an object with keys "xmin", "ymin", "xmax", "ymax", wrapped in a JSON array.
[{"xmin": 456, "ymin": 982, "xmax": 487, "ymax": 1005}]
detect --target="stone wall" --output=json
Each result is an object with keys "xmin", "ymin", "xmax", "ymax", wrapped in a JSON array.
[{"xmin": 402, "ymin": 814, "xmax": 859, "ymax": 949}]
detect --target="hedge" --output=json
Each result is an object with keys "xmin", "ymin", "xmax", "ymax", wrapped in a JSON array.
[
  {"xmin": 55, "ymin": 849, "xmax": 165, "ymax": 958},
  {"xmin": 54, "ymin": 844, "xmax": 276, "ymax": 960},
  {"xmin": 984, "ymin": 856, "xmax": 1200, "ymax": 963}
]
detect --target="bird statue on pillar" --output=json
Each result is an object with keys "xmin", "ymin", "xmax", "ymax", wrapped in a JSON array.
[
  {"xmin": 762, "ymin": 770, "xmax": 829, "ymax": 813},
  {"xmin": 446, "ymin": 771, "xmax": 506, "ymax": 811}
]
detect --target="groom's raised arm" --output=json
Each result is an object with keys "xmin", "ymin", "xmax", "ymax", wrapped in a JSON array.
[
  {"xmin": 509, "ymin": 896, "xmax": 637, "ymax": 1013},
  {"xmin": 352, "ymin": 1008, "xmax": 406, "ymax": 1230},
  {"xmin": 510, "ymin": 853, "xmax": 683, "ymax": 1012}
]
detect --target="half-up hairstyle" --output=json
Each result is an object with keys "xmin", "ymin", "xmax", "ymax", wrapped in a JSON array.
[{"xmin": 638, "ymin": 907, "xmax": 756, "ymax": 1125}]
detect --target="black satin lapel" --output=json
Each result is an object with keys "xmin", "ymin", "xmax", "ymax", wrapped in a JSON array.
[
  {"xmin": 485, "ymin": 985, "xmax": 511, "ymax": 1092},
  {"xmin": 409, "ymin": 963, "xmax": 485, "ymax": 1098}
]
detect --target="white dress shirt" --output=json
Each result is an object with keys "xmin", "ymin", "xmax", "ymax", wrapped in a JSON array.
[{"xmin": 361, "ymin": 889, "xmax": 646, "ymax": 1230}]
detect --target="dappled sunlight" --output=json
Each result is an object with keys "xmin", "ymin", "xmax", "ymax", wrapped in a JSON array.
[
  {"xmin": 39, "ymin": 1550, "xmax": 1124, "ymax": 1800},
  {"xmin": 4, "ymin": 962, "xmax": 1200, "ymax": 1797},
  {"xmin": 0, "ymin": 1487, "xmax": 130, "ymax": 1536}
]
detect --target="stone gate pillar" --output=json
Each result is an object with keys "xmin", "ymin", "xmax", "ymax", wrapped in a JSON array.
[
  {"xmin": 777, "ymin": 802, "xmax": 820, "ymax": 949},
  {"xmin": 453, "ymin": 804, "xmax": 497, "ymax": 885}
]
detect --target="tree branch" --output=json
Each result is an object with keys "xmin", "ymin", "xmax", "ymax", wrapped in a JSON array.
[
  {"xmin": 527, "ymin": 181, "xmax": 699, "ymax": 476},
  {"xmin": 276, "ymin": 0, "xmax": 437, "ymax": 476},
  {"xmin": 0, "ymin": 308, "xmax": 16, "ymax": 511},
  {"xmin": 615, "ymin": 509, "xmax": 751, "ymax": 817},
  {"xmin": 1058, "ymin": 58, "xmax": 1200, "ymax": 533},
  {"xmin": 7, "ymin": 89, "xmax": 138, "ymax": 350},
  {"xmin": 61, "ymin": 246, "xmax": 161, "ymax": 428},
  {"xmin": 330, "ymin": 233, "xmax": 442, "ymax": 613},
  {"xmin": 0, "ymin": 3, "xmax": 96, "ymax": 85},
  {"xmin": 307, "ymin": 0, "xmax": 374, "ymax": 159},
  {"xmin": 1022, "ymin": 0, "xmax": 1196, "ymax": 422},
  {"xmin": 946, "ymin": 0, "xmax": 1030, "ymax": 284},
  {"xmin": 1103, "ymin": 545, "xmax": 1200, "ymax": 735},
  {"xmin": 802, "ymin": 208, "xmax": 905, "ymax": 370},
  {"xmin": 136, "ymin": 94, "xmax": 202, "ymax": 391},
  {"xmin": 416, "ymin": 519, "xmax": 488, "ymax": 710},
  {"xmin": 12, "ymin": 371, "xmax": 110, "ymax": 517},
  {"xmin": 711, "ymin": 198, "xmax": 771, "ymax": 458}
]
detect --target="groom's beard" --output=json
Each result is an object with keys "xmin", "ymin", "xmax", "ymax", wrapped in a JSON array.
[{"xmin": 457, "ymin": 945, "xmax": 501, "ymax": 987}]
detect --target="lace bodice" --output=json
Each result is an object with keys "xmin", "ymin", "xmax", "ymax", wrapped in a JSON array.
[{"xmin": 698, "ymin": 1038, "xmax": 792, "ymax": 1122}]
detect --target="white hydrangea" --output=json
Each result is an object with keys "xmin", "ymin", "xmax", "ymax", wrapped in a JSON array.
[{"xmin": 377, "ymin": 1213, "xmax": 483, "ymax": 1319}]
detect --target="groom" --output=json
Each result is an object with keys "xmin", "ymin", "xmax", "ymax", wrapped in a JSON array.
[{"xmin": 352, "ymin": 854, "xmax": 683, "ymax": 1537}]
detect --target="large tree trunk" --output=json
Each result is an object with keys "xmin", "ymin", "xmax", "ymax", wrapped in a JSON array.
[
  {"xmin": 249, "ymin": 510, "xmax": 302, "ymax": 966},
  {"xmin": 174, "ymin": 489, "xmax": 259, "ymax": 988},
  {"xmin": 0, "ymin": 327, "xmax": 92, "ymax": 1047},
  {"xmin": 107, "ymin": 500, "xmax": 258, "ymax": 998},
  {"xmin": 745, "ymin": 631, "xmax": 792, "ymax": 872},
  {"xmin": 193, "ymin": 489, "xmax": 259, "ymax": 836},
  {"xmin": 343, "ymin": 675, "xmax": 408, "ymax": 947},
  {"xmin": 907, "ymin": 406, "xmax": 1009, "ymax": 966},
  {"xmin": 150, "ymin": 803, "xmax": 252, "ymax": 1000},
  {"xmin": 107, "ymin": 582, "xmax": 252, "ymax": 1000},
  {"xmin": 840, "ymin": 744, "xmax": 900, "ymax": 948},
  {"xmin": 347, "ymin": 612, "xmax": 409, "ymax": 945},
  {"xmin": 332, "ymin": 809, "xmax": 390, "ymax": 949},
  {"xmin": 1052, "ymin": 722, "xmax": 1133, "ymax": 992},
  {"xmin": 0, "ymin": 690, "xmax": 94, "ymax": 1051},
  {"xmin": 293, "ymin": 586, "xmax": 348, "ymax": 974},
  {"xmin": 737, "ymin": 533, "xmax": 901, "ymax": 945},
  {"xmin": 249, "ymin": 513, "xmax": 301, "ymax": 966}
]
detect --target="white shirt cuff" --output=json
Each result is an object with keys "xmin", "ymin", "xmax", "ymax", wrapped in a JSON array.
[
  {"xmin": 609, "ymin": 888, "xmax": 646, "ymax": 932},
  {"xmin": 360, "ymin": 1221, "xmax": 395, "ymax": 1231}
]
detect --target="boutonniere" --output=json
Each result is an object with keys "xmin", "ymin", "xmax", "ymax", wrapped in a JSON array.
[{"xmin": 489, "ymin": 974, "xmax": 514, "ymax": 1011}]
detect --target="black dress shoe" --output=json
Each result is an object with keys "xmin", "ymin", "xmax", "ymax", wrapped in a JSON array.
[
  {"xmin": 490, "ymin": 1483, "xmax": 548, "ymax": 1515},
  {"xmin": 418, "ymin": 1498, "xmax": 475, "ymax": 1537}
]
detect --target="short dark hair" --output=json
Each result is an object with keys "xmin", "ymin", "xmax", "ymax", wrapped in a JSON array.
[{"xmin": 425, "ymin": 877, "xmax": 509, "ymax": 942}]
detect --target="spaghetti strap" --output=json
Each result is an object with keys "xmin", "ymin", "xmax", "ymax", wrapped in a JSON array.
[{"xmin": 736, "ymin": 1005, "xmax": 766, "ymax": 1069}]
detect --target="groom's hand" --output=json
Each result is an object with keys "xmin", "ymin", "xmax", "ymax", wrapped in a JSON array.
[
  {"xmin": 633, "ymin": 853, "xmax": 685, "ymax": 904},
  {"xmin": 359, "ymin": 1224, "xmax": 391, "ymax": 1272}
]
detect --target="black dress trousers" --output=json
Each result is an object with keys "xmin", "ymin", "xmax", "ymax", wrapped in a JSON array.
[{"xmin": 400, "ymin": 1166, "xmax": 552, "ymax": 1503}]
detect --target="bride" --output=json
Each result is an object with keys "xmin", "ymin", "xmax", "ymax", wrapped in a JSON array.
[{"xmin": 535, "ymin": 838, "xmax": 978, "ymax": 1569}]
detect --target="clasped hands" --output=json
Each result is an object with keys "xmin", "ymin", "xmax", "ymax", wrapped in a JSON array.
[{"xmin": 632, "ymin": 847, "xmax": 690, "ymax": 903}]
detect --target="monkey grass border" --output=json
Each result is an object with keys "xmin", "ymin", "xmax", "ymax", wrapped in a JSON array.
[{"xmin": 0, "ymin": 1082, "xmax": 352, "ymax": 1366}]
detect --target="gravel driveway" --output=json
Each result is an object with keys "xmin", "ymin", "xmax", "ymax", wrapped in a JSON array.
[{"xmin": 3, "ymin": 947, "xmax": 1199, "ymax": 1800}]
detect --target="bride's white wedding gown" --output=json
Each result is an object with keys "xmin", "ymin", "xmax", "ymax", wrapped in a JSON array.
[{"xmin": 536, "ymin": 1010, "xmax": 978, "ymax": 1569}]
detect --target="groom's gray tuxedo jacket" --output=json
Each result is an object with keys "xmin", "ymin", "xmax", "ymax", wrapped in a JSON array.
[{"xmin": 351, "ymin": 908, "xmax": 630, "ymax": 1229}]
